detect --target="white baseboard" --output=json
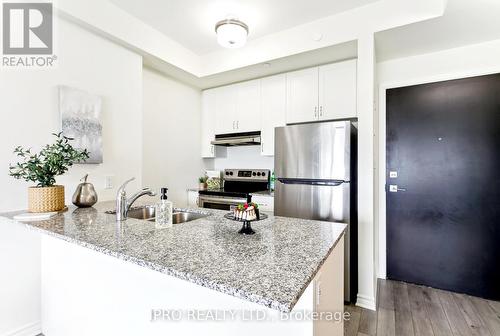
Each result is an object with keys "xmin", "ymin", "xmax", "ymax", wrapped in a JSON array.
[
  {"xmin": 2, "ymin": 321, "xmax": 41, "ymax": 336},
  {"xmin": 356, "ymin": 294, "xmax": 376, "ymax": 311}
]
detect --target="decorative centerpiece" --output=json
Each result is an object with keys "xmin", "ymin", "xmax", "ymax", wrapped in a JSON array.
[
  {"xmin": 224, "ymin": 198, "xmax": 267, "ymax": 235},
  {"xmin": 9, "ymin": 132, "xmax": 89, "ymax": 213},
  {"xmin": 234, "ymin": 202, "xmax": 259, "ymax": 221}
]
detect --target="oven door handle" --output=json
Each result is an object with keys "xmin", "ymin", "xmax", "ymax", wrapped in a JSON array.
[{"xmin": 199, "ymin": 196, "xmax": 247, "ymax": 205}]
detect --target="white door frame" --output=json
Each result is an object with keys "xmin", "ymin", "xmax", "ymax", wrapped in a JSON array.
[{"xmin": 377, "ymin": 67, "xmax": 500, "ymax": 280}]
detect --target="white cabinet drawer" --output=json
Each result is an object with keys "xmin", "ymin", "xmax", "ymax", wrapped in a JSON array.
[{"xmin": 252, "ymin": 195, "xmax": 274, "ymax": 213}]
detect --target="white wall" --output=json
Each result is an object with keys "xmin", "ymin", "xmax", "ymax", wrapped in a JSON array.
[
  {"xmin": 142, "ymin": 68, "xmax": 206, "ymax": 207},
  {"xmin": 0, "ymin": 17, "xmax": 143, "ymax": 335},
  {"xmin": 212, "ymin": 146, "xmax": 274, "ymax": 172},
  {"xmin": 376, "ymin": 38, "xmax": 500, "ymax": 279}
]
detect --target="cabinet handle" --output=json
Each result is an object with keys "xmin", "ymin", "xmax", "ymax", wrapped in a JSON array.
[
  {"xmin": 261, "ymin": 142, "xmax": 264, "ymax": 153},
  {"xmin": 236, "ymin": 121, "xmax": 239, "ymax": 129},
  {"xmin": 314, "ymin": 106, "xmax": 318, "ymax": 118},
  {"xmin": 211, "ymin": 146, "xmax": 214, "ymax": 154},
  {"xmin": 232, "ymin": 121, "xmax": 235, "ymax": 129},
  {"xmin": 319, "ymin": 106, "xmax": 323, "ymax": 117}
]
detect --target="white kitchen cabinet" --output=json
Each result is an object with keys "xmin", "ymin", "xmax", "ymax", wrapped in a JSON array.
[
  {"xmin": 187, "ymin": 190, "xmax": 199, "ymax": 208},
  {"xmin": 201, "ymin": 60, "xmax": 357, "ymax": 157},
  {"xmin": 286, "ymin": 59, "xmax": 357, "ymax": 124},
  {"xmin": 252, "ymin": 194, "xmax": 274, "ymax": 213},
  {"xmin": 235, "ymin": 79, "xmax": 261, "ymax": 133},
  {"xmin": 215, "ymin": 85, "xmax": 237, "ymax": 135},
  {"xmin": 201, "ymin": 89, "xmax": 216, "ymax": 158},
  {"xmin": 318, "ymin": 59, "xmax": 357, "ymax": 120},
  {"xmin": 286, "ymin": 67, "xmax": 319, "ymax": 124},
  {"xmin": 214, "ymin": 79, "xmax": 261, "ymax": 135},
  {"xmin": 260, "ymin": 74, "xmax": 286, "ymax": 156}
]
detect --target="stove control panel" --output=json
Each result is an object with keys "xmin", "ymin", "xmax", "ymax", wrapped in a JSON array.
[{"xmin": 224, "ymin": 169, "xmax": 270, "ymax": 182}]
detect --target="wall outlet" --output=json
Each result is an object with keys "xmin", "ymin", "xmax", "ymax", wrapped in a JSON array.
[{"xmin": 104, "ymin": 176, "xmax": 114, "ymax": 189}]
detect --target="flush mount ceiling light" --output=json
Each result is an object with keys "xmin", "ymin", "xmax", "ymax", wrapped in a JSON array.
[{"xmin": 215, "ymin": 19, "xmax": 249, "ymax": 49}]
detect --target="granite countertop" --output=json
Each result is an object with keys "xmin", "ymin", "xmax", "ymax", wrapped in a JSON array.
[{"xmin": 0, "ymin": 202, "xmax": 345, "ymax": 312}]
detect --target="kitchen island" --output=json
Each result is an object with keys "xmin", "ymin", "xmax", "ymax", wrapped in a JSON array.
[{"xmin": 0, "ymin": 202, "xmax": 346, "ymax": 336}]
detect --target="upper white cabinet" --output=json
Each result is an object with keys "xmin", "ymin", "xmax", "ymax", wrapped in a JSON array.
[
  {"xmin": 286, "ymin": 59, "xmax": 357, "ymax": 124},
  {"xmin": 235, "ymin": 80, "xmax": 261, "ymax": 133},
  {"xmin": 201, "ymin": 59, "xmax": 357, "ymax": 157},
  {"xmin": 261, "ymin": 74, "xmax": 286, "ymax": 156},
  {"xmin": 318, "ymin": 59, "xmax": 357, "ymax": 121},
  {"xmin": 214, "ymin": 79, "xmax": 261, "ymax": 135},
  {"xmin": 201, "ymin": 89, "xmax": 216, "ymax": 158},
  {"xmin": 286, "ymin": 67, "xmax": 319, "ymax": 124},
  {"xmin": 215, "ymin": 85, "xmax": 237, "ymax": 135}
]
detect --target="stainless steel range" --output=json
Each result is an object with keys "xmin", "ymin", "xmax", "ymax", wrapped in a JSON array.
[{"xmin": 198, "ymin": 169, "xmax": 270, "ymax": 211}]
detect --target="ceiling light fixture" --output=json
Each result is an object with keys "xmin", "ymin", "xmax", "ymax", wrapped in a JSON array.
[{"xmin": 215, "ymin": 18, "xmax": 249, "ymax": 49}]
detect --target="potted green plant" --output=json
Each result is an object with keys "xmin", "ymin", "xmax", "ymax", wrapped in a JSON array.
[
  {"xmin": 198, "ymin": 175, "xmax": 208, "ymax": 190},
  {"xmin": 9, "ymin": 132, "xmax": 89, "ymax": 213}
]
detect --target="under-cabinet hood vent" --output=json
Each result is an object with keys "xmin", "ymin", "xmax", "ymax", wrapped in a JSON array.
[{"xmin": 211, "ymin": 131, "xmax": 261, "ymax": 147}]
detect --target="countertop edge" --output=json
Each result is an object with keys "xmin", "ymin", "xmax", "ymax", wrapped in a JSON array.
[{"xmin": 0, "ymin": 214, "xmax": 345, "ymax": 312}]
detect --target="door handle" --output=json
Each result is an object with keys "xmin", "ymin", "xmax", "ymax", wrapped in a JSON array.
[{"xmin": 389, "ymin": 185, "xmax": 406, "ymax": 192}]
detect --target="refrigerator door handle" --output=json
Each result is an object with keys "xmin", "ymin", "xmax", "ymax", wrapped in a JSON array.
[{"xmin": 277, "ymin": 178, "xmax": 345, "ymax": 186}]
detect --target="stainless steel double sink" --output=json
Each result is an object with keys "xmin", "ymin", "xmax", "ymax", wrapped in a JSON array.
[{"xmin": 107, "ymin": 206, "xmax": 208, "ymax": 224}]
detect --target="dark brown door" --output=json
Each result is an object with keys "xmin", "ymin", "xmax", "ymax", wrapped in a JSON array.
[{"xmin": 386, "ymin": 73, "xmax": 500, "ymax": 300}]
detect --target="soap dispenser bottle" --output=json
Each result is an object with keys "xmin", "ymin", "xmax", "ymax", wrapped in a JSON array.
[{"xmin": 155, "ymin": 188, "xmax": 173, "ymax": 228}]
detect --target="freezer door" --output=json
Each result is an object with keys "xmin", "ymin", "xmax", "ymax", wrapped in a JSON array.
[
  {"xmin": 274, "ymin": 180, "xmax": 353, "ymax": 301},
  {"xmin": 274, "ymin": 180, "xmax": 350, "ymax": 223},
  {"xmin": 274, "ymin": 121, "xmax": 351, "ymax": 181}
]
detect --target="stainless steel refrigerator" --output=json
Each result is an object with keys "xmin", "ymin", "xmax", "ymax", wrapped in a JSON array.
[{"xmin": 274, "ymin": 120, "xmax": 357, "ymax": 303}]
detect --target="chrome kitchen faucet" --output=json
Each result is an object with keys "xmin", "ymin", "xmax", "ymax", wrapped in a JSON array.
[{"xmin": 116, "ymin": 177, "xmax": 156, "ymax": 221}]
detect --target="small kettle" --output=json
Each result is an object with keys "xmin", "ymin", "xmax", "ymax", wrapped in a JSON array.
[{"xmin": 72, "ymin": 174, "xmax": 98, "ymax": 208}]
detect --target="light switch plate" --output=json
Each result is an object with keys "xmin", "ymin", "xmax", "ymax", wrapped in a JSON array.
[
  {"xmin": 104, "ymin": 175, "xmax": 114, "ymax": 189},
  {"xmin": 389, "ymin": 171, "xmax": 398, "ymax": 178}
]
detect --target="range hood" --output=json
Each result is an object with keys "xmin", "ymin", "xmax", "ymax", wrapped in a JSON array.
[{"xmin": 211, "ymin": 131, "xmax": 261, "ymax": 146}]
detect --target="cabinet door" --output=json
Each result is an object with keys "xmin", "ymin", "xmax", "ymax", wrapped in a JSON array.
[
  {"xmin": 201, "ymin": 89, "xmax": 216, "ymax": 158},
  {"xmin": 313, "ymin": 236, "xmax": 344, "ymax": 336},
  {"xmin": 251, "ymin": 195, "xmax": 274, "ymax": 213},
  {"xmin": 235, "ymin": 79, "xmax": 261, "ymax": 132},
  {"xmin": 215, "ymin": 85, "xmax": 237, "ymax": 134},
  {"xmin": 261, "ymin": 74, "xmax": 286, "ymax": 156},
  {"xmin": 318, "ymin": 59, "xmax": 357, "ymax": 121},
  {"xmin": 286, "ymin": 67, "xmax": 319, "ymax": 124}
]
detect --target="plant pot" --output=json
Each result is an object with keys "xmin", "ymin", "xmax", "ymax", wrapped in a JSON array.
[
  {"xmin": 28, "ymin": 185, "xmax": 65, "ymax": 213},
  {"xmin": 198, "ymin": 183, "xmax": 207, "ymax": 190}
]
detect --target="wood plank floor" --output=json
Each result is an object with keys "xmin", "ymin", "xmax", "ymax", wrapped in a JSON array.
[{"xmin": 345, "ymin": 280, "xmax": 500, "ymax": 336}]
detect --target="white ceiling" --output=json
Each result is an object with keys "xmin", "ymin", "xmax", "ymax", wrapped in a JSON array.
[
  {"xmin": 110, "ymin": 0, "xmax": 378, "ymax": 55},
  {"xmin": 376, "ymin": 0, "xmax": 500, "ymax": 62}
]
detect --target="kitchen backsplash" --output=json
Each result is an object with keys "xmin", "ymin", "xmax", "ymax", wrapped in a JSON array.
[{"xmin": 212, "ymin": 146, "xmax": 274, "ymax": 171}]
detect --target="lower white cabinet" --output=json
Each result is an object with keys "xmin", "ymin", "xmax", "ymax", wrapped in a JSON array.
[
  {"xmin": 261, "ymin": 74, "xmax": 286, "ymax": 156},
  {"xmin": 187, "ymin": 190, "xmax": 199, "ymax": 208},
  {"xmin": 252, "ymin": 195, "xmax": 274, "ymax": 213}
]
